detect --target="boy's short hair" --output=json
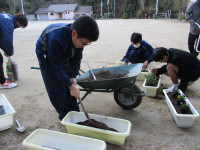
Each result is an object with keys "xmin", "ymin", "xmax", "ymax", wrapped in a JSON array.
[
  {"xmin": 14, "ymin": 13, "xmax": 28, "ymax": 28},
  {"xmin": 131, "ymin": 32, "xmax": 142, "ymax": 43},
  {"xmin": 152, "ymin": 47, "xmax": 168, "ymax": 62},
  {"xmin": 72, "ymin": 15, "xmax": 99, "ymax": 41}
]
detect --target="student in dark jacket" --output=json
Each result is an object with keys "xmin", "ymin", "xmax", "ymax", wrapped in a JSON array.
[
  {"xmin": 123, "ymin": 32, "xmax": 154, "ymax": 68},
  {"xmin": 0, "ymin": 13, "xmax": 28, "ymax": 89},
  {"xmin": 36, "ymin": 16, "xmax": 99, "ymax": 120},
  {"xmin": 185, "ymin": 0, "xmax": 200, "ymax": 56},
  {"xmin": 151, "ymin": 47, "xmax": 200, "ymax": 93}
]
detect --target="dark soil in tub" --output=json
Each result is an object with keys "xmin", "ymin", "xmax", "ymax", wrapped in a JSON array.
[
  {"xmin": 0, "ymin": 105, "xmax": 6, "ymax": 116},
  {"xmin": 77, "ymin": 70, "xmax": 128, "ymax": 82},
  {"xmin": 167, "ymin": 92, "xmax": 192, "ymax": 114},
  {"xmin": 77, "ymin": 119, "xmax": 118, "ymax": 132}
]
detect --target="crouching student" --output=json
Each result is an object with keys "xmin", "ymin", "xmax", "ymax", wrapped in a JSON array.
[
  {"xmin": 151, "ymin": 47, "xmax": 200, "ymax": 93},
  {"xmin": 123, "ymin": 32, "xmax": 154, "ymax": 68}
]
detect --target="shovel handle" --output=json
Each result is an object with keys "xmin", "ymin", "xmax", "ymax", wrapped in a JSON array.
[
  {"xmin": 86, "ymin": 61, "xmax": 96, "ymax": 80},
  {"xmin": 16, "ymin": 120, "xmax": 21, "ymax": 127},
  {"xmin": 77, "ymin": 97, "xmax": 90, "ymax": 120}
]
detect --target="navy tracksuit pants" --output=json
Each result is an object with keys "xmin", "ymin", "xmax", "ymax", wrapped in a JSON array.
[{"xmin": 36, "ymin": 53, "xmax": 79, "ymax": 120}]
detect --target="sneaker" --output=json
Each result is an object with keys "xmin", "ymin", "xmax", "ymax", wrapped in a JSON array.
[
  {"xmin": 168, "ymin": 84, "xmax": 179, "ymax": 90},
  {"xmin": 0, "ymin": 81, "xmax": 17, "ymax": 89},
  {"xmin": 188, "ymin": 81, "xmax": 194, "ymax": 87}
]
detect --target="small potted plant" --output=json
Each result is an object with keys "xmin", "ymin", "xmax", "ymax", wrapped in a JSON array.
[
  {"xmin": 176, "ymin": 95, "xmax": 186, "ymax": 105},
  {"xmin": 180, "ymin": 103, "xmax": 190, "ymax": 114},
  {"xmin": 143, "ymin": 73, "xmax": 161, "ymax": 97},
  {"xmin": 145, "ymin": 73, "xmax": 157, "ymax": 86},
  {"xmin": 163, "ymin": 89, "xmax": 199, "ymax": 127},
  {"xmin": 136, "ymin": 68, "xmax": 150, "ymax": 81},
  {"xmin": 172, "ymin": 88, "xmax": 179, "ymax": 98}
]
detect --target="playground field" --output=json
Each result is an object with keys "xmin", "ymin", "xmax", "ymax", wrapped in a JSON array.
[{"xmin": 0, "ymin": 19, "xmax": 200, "ymax": 150}]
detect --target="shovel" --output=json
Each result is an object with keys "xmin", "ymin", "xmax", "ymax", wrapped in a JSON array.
[
  {"xmin": 77, "ymin": 97, "xmax": 118, "ymax": 131},
  {"xmin": 16, "ymin": 120, "xmax": 25, "ymax": 133},
  {"xmin": 86, "ymin": 61, "xmax": 96, "ymax": 80},
  {"xmin": 77, "ymin": 97, "xmax": 90, "ymax": 120}
]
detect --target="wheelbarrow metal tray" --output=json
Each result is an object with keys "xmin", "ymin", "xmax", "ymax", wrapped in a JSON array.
[
  {"xmin": 61, "ymin": 111, "xmax": 131, "ymax": 145},
  {"xmin": 23, "ymin": 128, "xmax": 106, "ymax": 150},
  {"xmin": 77, "ymin": 63, "xmax": 143, "ymax": 89},
  {"xmin": 0, "ymin": 94, "xmax": 16, "ymax": 131}
]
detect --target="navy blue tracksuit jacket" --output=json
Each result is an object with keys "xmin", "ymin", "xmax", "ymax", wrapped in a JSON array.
[
  {"xmin": 36, "ymin": 23, "xmax": 83, "ymax": 120},
  {"xmin": 0, "ymin": 13, "xmax": 18, "ymax": 56},
  {"xmin": 123, "ymin": 40, "xmax": 154, "ymax": 64}
]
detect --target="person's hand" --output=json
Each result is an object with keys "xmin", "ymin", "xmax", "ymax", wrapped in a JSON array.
[
  {"xmin": 69, "ymin": 84, "xmax": 80, "ymax": 98},
  {"xmin": 143, "ymin": 60, "xmax": 148, "ymax": 68},
  {"xmin": 189, "ymin": 20, "xmax": 194, "ymax": 24},
  {"xmin": 151, "ymin": 68, "xmax": 157, "ymax": 74},
  {"xmin": 128, "ymin": 62, "xmax": 132, "ymax": 65},
  {"xmin": 70, "ymin": 78, "xmax": 77, "ymax": 86}
]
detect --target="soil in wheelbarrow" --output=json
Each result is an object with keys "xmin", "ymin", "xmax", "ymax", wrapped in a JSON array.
[
  {"xmin": 78, "ymin": 70, "xmax": 128, "ymax": 82},
  {"xmin": 77, "ymin": 119, "xmax": 118, "ymax": 132}
]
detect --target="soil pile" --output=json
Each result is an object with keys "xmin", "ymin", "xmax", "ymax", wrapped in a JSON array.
[
  {"xmin": 78, "ymin": 70, "xmax": 128, "ymax": 82},
  {"xmin": 167, "ymin": 92, "xmax": 192, "ymax": 114},
  {"xmin": 77, "ymin": 119, "xmax": 118, "ymax": 132}
]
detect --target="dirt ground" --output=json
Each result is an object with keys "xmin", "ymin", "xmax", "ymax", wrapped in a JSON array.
[{"xmin": 0, "ymin": 19, "xmax": 200, "ymax": 150}]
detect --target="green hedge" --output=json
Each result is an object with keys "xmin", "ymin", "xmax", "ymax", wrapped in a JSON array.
[{"xmin": 122, "ymin": 13, "xmax": 129, "ymax": 19}]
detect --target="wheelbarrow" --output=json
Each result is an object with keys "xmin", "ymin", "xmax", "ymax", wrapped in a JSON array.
[{"xmin": 77, "ymin": 63, "xmax": 146, "ymax": 109}]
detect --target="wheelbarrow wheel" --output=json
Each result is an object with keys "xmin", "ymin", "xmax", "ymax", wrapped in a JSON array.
[{"xmin": 114, "ymin": 84, "xmax": 142, "ymax": 109}]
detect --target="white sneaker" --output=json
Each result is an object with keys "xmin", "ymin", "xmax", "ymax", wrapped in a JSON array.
[
  {"xmin": 0, "ymin": 81, "xmax": 17, "ymax": 89},
  {"xmin": 188, "ymin": 81, "xmax": 194, "ymax": 87},
  {"xmin": 168, "ymin": 84, "xmax": 179, "ymax": 90}
]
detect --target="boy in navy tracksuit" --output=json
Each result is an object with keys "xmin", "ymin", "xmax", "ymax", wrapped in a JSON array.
[
  {"xmin": 123, "ymin": 32, "xmax": 154, "ymax": 68},
  {"xmin": 0, "ymin": 13, "xmax": 28, "ymax": 89},
  {"xmin": 151, "ymin": 47, "xmax": 200, "ymax": 93},
  {"xmin": 36, "ymin": 16, "xmax": 99, "ymax": 120}
]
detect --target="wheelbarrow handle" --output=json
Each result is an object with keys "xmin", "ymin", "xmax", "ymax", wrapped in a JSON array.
[
  {"xmin": 31, "ymin": 67, "xmax": 40, "ymax": 69},
  {"xmin": 133, "ymin": 91, "xmax": 146, "ymax": 97}
]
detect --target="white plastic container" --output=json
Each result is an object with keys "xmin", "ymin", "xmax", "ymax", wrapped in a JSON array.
[
  {"xmin": 61, "ymin": 111, "xmax": 131, "ymax": 145},
  {"xmin": 116, "ymin": 60, "xmax": 126, "ymax": 66},
  {"xmin": 23, "ymin": 129, "xmax": 106, "ymax": 150},
  {"xmin": 136, "ymin": 69, "xmax": 150, "ymax": 81},
  {"xmin": 142, "ymin": 75, "xmax": 161, "ymax": 97},
  {"xmin": 0, "ymin": 94, "xmax": 16, "ymax": 131},
  {"xmin": 163, "ymin": 89, "xmax": 199, "ymax": 128}
]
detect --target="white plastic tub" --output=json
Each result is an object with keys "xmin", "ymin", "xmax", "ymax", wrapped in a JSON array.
[
  {"xmin": 163, "ymin": 89, "xmax": 199, "ymax": 128},
  {"xmin": 136, "ymin": 69, "xmax": 150, "ymax": 81},
  {"xmin": 142, "ymin": 75, "xmax": 161, "ymax": 97},
  {"xmin": 23, "ymin": 129, "xmax": 106, "ymax": 150},
  {"xmin": 0, "ymin": 94, "xmax": 16, "ymax": 131},
  {"xmin": 116, "ymin": 60, "xmax": 126, "ymax": 66},
  {"xmin": 61, "ymin": 111, "xmax": 131, "ymax": 145}
]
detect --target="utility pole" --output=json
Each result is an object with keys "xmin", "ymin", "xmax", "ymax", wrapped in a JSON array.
[
  {"xmin": 114, "ymin": 0, "xmax": 115, "ymax": 18},
  {"xmin": 156, "ymin": 0, "xmax": 159, "ymax": 15},
  {"xmin": 101, "ymin": 0, "xmax": 103, "ymax": 19},
  {"xmin": 107, "ymin": 0, "xmax": 109, "ymax": 18},
  {"xmin": 20, "ymin": 0, "xmax": 25, "ymax": 14}
]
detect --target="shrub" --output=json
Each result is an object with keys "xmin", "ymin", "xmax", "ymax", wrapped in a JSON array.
[{"xmin": 122, "ymin": 13, "xmax": 129, "ymax": 19}]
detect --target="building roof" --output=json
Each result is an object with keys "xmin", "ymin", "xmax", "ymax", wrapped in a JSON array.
[
  {"xmin": 35, "ymin": 8, "xmax": 48, "ymax": 14},
  {"xmin": 74, "ymin": 6, "xmax": 92, "ymax": 13},
  {"xmin": 46, "ymin": 4, "xmax": 78, "ymax": 13}
]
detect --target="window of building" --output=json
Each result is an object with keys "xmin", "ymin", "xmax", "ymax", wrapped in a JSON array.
[{"xmin": 50, "ymin": 13, "xmax": 54, "ymax": 15}]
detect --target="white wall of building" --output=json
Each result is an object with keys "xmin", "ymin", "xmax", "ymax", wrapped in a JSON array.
[
  {"xmin": 48, "ymin": 12, "xmax": 57, "ymax": 20},
  {"xmin": 63, "ymin": 11, "xmax": 74, "ymax": 20},
  {"xmin": 48, "ymin": 12, "xmax": 74, "ymax": 20}
]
